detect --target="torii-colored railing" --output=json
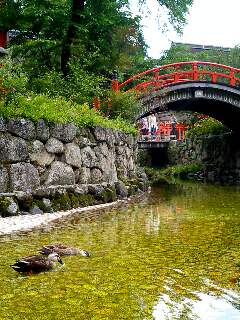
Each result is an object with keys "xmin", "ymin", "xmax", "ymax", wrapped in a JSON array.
[{"xmin": 112, "ymin": 61, "xmax": 240, "ymax": 93}]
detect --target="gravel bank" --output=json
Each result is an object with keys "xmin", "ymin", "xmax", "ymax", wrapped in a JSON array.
[{"xmin": 0, "ymin": 200, "xmax": 128, "ymax": 236}]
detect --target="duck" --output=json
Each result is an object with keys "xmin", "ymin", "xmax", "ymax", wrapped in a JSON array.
[
  {"xmin": 10, "ymin": 252, "xmax": 63, "ymax": 274},
  {"xmin": 38, "ymin": 243, "xmax": 90, "ymax": 257}
]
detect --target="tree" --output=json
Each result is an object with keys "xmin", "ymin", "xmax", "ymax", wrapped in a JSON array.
[
  {"xmin": 61, "ymin": 0, "xmax": 84, "ymax": 76},
  {"xmin": 157, "ymin": 43, "xmax": 240, "ymax": 68},
  {"xmin": 60, "ymin": 0, "xmax": 193, "ymax": 75}
]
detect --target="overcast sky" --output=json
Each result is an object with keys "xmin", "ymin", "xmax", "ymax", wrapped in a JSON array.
[{"xmin": 131, "ymin": 0, "xmax": 240, "ymax": 58}]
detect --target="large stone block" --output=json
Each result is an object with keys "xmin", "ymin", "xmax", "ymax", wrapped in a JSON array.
[
  {"xmin": 81, "ymin": 146, "xmax": 96, "ymax": 167},
  {"xmin": 8, "ymin": 118, "xmax": 36, "ymax": 140},
  {"xmin": 50, "ymin": 123, "xmax": 77, "ymax": 142},
  {"xmin": 45, "ymin": 161, "xmax": 75, "ymax": 186},
  {"xmin": 115, "ymin": 181, "xmax": 128, "ymax": 198},
  {"xmin": 93, "ymin": 126, "xmax": 116, "ymax": 147},
  {"xmin": 45, "ymin": 137, "xmax": 64, "ymax": 154},
  {"xmin": 29, "ymin": 140, "xmax": 55, "ymax": 167},
  {"xmin": 36, "ymin": 120, "xmax": 50, "ymax": 142},
  {"xmin": 0, "ymin": 117, "xmax": 6, "ymax": 132},
  {"xmin": 0, "ymin": 134, "xmax": 28, "ymax": 162},
  {"xmin": 77, "ymin": 167, "xmax": 91, "ymax": 184},
  {"xmin": 93, "ymin": 125, "xmax": 107, "ymax": 142},
  {"xmin": 90, "ymin": 168, "xmax": 103, "ymax": 183},
  {"xmin": 0, "ymin": 166, "xmax": 9, "ymax": 192},
  {"xmin": 95, "ymin": 142, "xmax": 109, "ymax": 158},
  {"xmin": 65, "ymin": 143, "xmax": 82, "ymax": 168},
  {"xmin": 10, "ymin": 162, "xmax": 40, "ymax": 192}
]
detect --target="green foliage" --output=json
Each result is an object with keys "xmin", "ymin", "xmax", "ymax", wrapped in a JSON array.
[
  {"xmin": 160, "ymin": 163, "xmax": 203, "ymax": 178},
  {"xmin": 186, "ymin": 118, "xmax": 230, "ymax": 138},
  {"xmin": 99, "ymin": 188, "xmax": 117, "ymax": 203},
  {"xmin": 145, "ymin": 163, "xmax": 203, "ymax": 184},
  {"xmin": 101, "ymin": 90, "xmax": 141, "ymax": 122},
  {"xmin": 0, "ymin": 0, "xmax": 194, "ymax": 134},
  {"xmin": 0, "ymin": 94, "xmax": 136, "ymax": 134},
  {"xmin": 63, "ymin": 63, "xmax": 106, "ymax": 105},
  {"xmin": 155, "ymin": 43, "xmax": 240, "ymax": 70},
  {"xmin": 30, "ymin": 64, "xmax": 106, "ymax": 105},
  {"xmin": 0, "ymin": 197, "xmax": 11, "ymax": 217},
  {"xmin": 78, "ymin": 194, "xmax": 95, "ymax": 207},
  {"xmin": 0, "ymin": 61, "xmax": 28, "ymax": 99}
]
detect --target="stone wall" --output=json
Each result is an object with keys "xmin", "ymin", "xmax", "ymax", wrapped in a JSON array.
[
  {"xmin": 168, "ymin": 134, "xmax": 240, "ymax": 184},
  {"xmin": 0, "ymin": 117, "xmax": 147, "ymax": 216},
  {"xmin": 167, "ymin": 133, "xmax": 240, "ymax": 183}
]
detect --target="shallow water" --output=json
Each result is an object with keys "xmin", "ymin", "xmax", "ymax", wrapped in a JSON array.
[{"xmin": 1, "ymin": 182, "xmax": 240, "ymax": 319}]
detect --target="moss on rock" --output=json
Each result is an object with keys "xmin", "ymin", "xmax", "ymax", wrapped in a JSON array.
[
  {"xmin": 0, "ymin": 197, "xmax": 11, "ymax": 217},
  {"xmin": 99, "ymin": 187, "xmax": 117, "ymax": 203},
  {"xmin": 78, "ymin": 194, "xmax": 95, "ymax": 207},
  {"xmin": 69, "ymin": 193, "xmax": 80, "ymax": 208},
  {"xmin": 0, "ymin": 196, "xmax": 19, "ymax": 217}
]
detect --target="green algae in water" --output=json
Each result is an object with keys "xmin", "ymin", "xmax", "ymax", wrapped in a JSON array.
[{"xmin": 1, "ymin": 182, "xmax": 240, "ymax": 319}]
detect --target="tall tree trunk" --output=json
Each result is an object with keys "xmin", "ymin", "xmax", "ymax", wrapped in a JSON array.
[{"xmin": 61, "ymin": 0, "xmax": 85, "ymax": 76}]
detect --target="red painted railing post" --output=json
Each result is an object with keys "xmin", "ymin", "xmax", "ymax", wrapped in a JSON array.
[
  {"xmin": 93, "ymin": 96, "xmax": 101, "ymax": 109},
  {"xmin": 211, "ymin": 73, "xmax": 217, "ymax": 83},
  {"xmin": 111, "ymin": 79, "xmax": 119, "ymax": 92},
  {"xmin": 229, "ymin": 69, "xmax": 236, "ymax": 86},
  {"xmin": 192, "ymin": 63, "xmax": 198, "ymax": 81},
  {"xmin": 174, "ymin": 72, "xmax": 180, "ymax": 83}
]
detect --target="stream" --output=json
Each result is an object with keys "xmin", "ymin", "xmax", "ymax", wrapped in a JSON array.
[{"xmin": 1, "ymin": 181, "xmax": 240, "ymax": 319}]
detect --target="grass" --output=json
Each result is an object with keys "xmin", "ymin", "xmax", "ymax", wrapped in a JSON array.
[{"xmin": 0, "ymin": 94, "xmax": 137, "ymax": 135}]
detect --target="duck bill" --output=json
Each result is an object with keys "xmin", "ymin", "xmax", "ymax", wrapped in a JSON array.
[{"xmin": 58, "ymin": 258, "xmax": 64, "ymax": 265}]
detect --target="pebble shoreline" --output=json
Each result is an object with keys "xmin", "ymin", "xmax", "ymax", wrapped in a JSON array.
[{"xmin": 0, "ymin": 200, "xmax": 127, "ymax": 236}]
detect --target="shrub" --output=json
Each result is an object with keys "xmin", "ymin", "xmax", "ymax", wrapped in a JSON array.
[
  {"xmin": 0, "ymin": 61, "xmax": 28, "ymax": 100},
  {"xmin": 145, "ymin": 163, "xmax": 203, "ymax": 184},
  {"xmin": 160, "ymin": 163, "xmax": 203, "ymax": 179},
  {"xmin": 186, "ymin": 118, "xmax": 230, "ymax": 137},
  {"xmin": 101, "ymin": 90, "xmax": 141, "ymax": 122},
  {"xmin": 0, "ymin": 94, "xmax": 136, "ymax": 134}
]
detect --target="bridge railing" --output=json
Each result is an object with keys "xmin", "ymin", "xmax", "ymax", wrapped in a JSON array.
[
  {"xmin": 115, "ymin": 61, "xmax": 240, "ymax": 93},
  {"xmin": 138, "ymin": 122, "xmax": 188, "ymax": 143}
]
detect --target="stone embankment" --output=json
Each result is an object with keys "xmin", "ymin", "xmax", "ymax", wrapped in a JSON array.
[
  {"xmin": 167, "ymin": 133, "xmax": 240, "ymax": 183},
  {"xmin": 0, "ymin": 117, "xmax": 148, "ymax": 217}
]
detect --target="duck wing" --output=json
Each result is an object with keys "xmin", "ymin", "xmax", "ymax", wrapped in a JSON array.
[
  {"xmin": 38, "ymin": 244, "xmax": 56, "ymax": 255},
  {"xmin": 11, "ymin": 255, "xmax": 52, "ymax": 273},
  {"xmin": 39, "ymin": 244, "xmax": 80, "ymax": 256}
]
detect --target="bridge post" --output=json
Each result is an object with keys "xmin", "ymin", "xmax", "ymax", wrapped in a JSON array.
[
  {"xmin": 229, "ymin": 69, "xmax": 236, "ymax": 86},
  {"xmin": 93, "ymin": 96, "xmax": 101, "ymax": 109},
  {"xmin": 111, "ymin": 70, "xmax": 119, "ymax": 92},
  {"xmin": 192, "ymin": 63, "xmax": 198, "ymax": 81},
  {"xmin": 111, "ymin": 80, "xmax": 119, "ymax": 92}
]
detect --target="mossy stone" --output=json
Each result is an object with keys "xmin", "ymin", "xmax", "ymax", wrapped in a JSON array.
[
  {"xmin": 69, "ymin": 193, "xmax": 80, "ymax": 208},
  {"xmin": 128, "ymin": 184, "xmax": 139, "ymax": 196},
  {"xmin": 78, "ymin": 194, "xmax": 95, "ymax": 207},
  {"xmin": 51, "ymin": 193, "xmax": 72, "ymax": 211},
  {"xmin": 99, "ymin": 187, "xmax": 117, "ymax": 203},
  {"xmin": 17, "ymin": 198, "xmax": 34, "ymax": 212},
  {"xmin": 0, "ymin": 196, "xmax": 19, "ymax": 217},
  {"xmin": 0, "ymin": 197, "xmax": 11, "ymax": 217}
]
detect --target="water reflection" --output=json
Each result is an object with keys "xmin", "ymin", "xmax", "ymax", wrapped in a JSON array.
[
  {"xmin": 153, "ymin": 288, "xmax": 240, "ymax": 320},
  {"xmin": 1, "ymin": 182, "xmax": 240, "ymax": 319}
]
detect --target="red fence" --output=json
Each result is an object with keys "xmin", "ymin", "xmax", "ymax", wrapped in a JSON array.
[
  {"xmin": 138, "ymin": 121, "xmax": 188, "ymax": 142},
  {"xmin": 113, "ymin": 61, "xmax": 240, "ymax": 93}
]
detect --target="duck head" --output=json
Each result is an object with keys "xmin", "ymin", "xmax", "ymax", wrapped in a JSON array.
[{"xmin": 48, "ymin": 253, "xmax": 64, "ymax": 265}]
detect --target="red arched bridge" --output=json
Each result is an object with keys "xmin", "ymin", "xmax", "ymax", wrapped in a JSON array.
[{"xmin": 111, "ymin": 61, "xmax": 240, "ymax": 137}]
